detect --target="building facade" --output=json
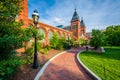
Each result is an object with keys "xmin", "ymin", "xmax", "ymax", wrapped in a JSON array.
[{"xmin": 18, "ymin": 0, "xmax": 87, "ymax": 45}]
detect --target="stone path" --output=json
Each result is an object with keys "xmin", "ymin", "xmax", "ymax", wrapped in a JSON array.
[{"xmin": 38, "ymin": 47, "xmax": 92, "ymax": 80}]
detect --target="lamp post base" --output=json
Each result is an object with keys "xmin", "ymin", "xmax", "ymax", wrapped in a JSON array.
[
  {"xmin": 33, "ymin": 54, "xmax": 38, "ymax": 69},
  {"xmin": 33, "ymin": 64, "xmax": 38, "ymax": 69}
]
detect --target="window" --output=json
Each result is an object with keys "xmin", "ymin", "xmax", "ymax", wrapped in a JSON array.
[
  {"xmin": 72, "ymin": 25, "xmax": 77, "ymax": 30},
  {"xmin": 39, "ymin": 28, "xmax": 45, "ymax": 41},
  {"xmin": 48, "ymin": 31, "xmax": 53, "ymax": 40}
]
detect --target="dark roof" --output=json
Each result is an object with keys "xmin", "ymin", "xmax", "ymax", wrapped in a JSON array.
[
  {"xmin": 56, "ymin": 25, "xmax": 64, "ymax": 28},
  {"xmin": 62, "ymin": 26, "xmax": 71, "ymax": 31},
  {"xmin": 86, "ymin": 32, "xmax": 92, "ymax": 37},
  {"xmin": 80, "ymin": 17, "xmax": 85, "ymax": 27},
  {"xmin": 71, "ymin": 8, "xmax": 79, "ymax": 21}
]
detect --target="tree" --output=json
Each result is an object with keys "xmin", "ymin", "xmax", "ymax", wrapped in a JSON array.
[
  {"xmin": 78, "ymin": 38, "xmax": 85, "ymax": 46},
  {"xmin": 0, "ymin": 1, "xmax": 27, "ymax": 79},
  {"xmin": 105, "ymin": 25, "xmax": 120, "ymax": 46},
  {"xmin": 0, "ymin": 0, "xmax": 24, "ymax": 58},
  {"xmin": 90, "ymin": 29, "xmax": 106, "ymax": 49},
  {"xmin": 50, "ymin": 33, "xmax": 59, "ymax": 49},
  {"xmin": 69, "ymin": 38, "xmax": 75, "ymax": 46},
  {"xmin": 57, "ymin": 37, "xmax": 66, "ymax": 50}
]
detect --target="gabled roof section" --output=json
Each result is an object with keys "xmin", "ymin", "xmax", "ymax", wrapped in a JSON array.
[{"xmin": 71, "ymin": 8, "xmax": 79, "ymax": 21}]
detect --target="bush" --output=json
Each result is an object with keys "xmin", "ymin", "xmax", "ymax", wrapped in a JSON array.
[
  {"xmin": 69, "ymin": 38, "xmax": 75, "ymax": 47},
  {"xmin": 0, "ymin": 54, "xmax": 23, "ymax": 80},
  {"xmin": 40, "ymin": 48, "xmax": 48, "ymax": 54},
  {"xmin": 25, "ymin": 47, "xmax": 34, "ymax": 56},
  {"xmin": 90, "ymin": 29, "xmax": 106, "ymax": 49},
  {"xmin": 50, "ymin": 33, "xmax": 59, "ymax": 49},
  {"xmin": 57, "ymin": 42, "xmax": 64, "ymax": 50},
  {"xmin": 32, "ymin": 41, "xmax": 42, "ymax": 52},
  {"xmin": 45, "ymin": 45, "xmax": 51, "ymax": 51},
  {"xmin": 56, "ymin": 38, "xmax": 65, "ymax": 50}
]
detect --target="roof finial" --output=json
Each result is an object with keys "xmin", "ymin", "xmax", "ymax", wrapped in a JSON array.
[
  {"xmin": 81, "ymin": 17, "xmax": 83, "ymax": 20},
  {"xmin": 75, "ymin": 7, "xmax": 76, "ymax": 11},
  {"xmin": 74, "ymin": 4, "xmax": 77, "ymax": 11},
  {"xmin": 71, "ymin": 6, "xmax": 79, "ymax": 21}
]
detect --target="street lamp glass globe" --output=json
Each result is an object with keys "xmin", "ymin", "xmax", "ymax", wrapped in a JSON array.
[{"xmin": 32, "ymin": 9, "xmax": 39, "ymax": 24}]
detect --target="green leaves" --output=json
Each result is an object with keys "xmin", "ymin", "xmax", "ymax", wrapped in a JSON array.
[
  {"xmin": 49, "ymin": 34, "xmax": 70, "ymax": 50},
  {"xmin": 0, "ymin": 0, "xmax": 24, "ymax": 53},
  {"xmin": 105, "ymin": 25, "xmax": 120, "ymax": 46},
  {"xmin": 90, "ymin": 29, "xmax": 106, "ymax": 49},
  {"xmin": 0, "ymin": 55, "xmax": 23, "ymax": 80},
  {"xmin": 0, "ymin": 0, "xmax": 22, "ymax": 22},
  {"xmin": 50, "ymin": 33, "xmax": 59, "ymax": 49}
]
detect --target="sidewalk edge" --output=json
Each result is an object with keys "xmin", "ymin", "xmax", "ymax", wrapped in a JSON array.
[
  {"xmin": 34, "ymin": 51, "xmax": 67, "ymax": 80},
  {"xmin": 77, "ymin": 50, "xmax": 102, "ymax": 80}
]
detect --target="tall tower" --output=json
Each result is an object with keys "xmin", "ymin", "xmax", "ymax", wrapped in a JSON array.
[
  {"xmin": 18, "ymin": 0, "xmax": 28, "ymax": 28},
  {"xmin": 71, "ymin": 8, "xmax": 81, "ymax": 40},
  {"xmin": 80, "ymin": 17, "xmax": 86, "ymax": 39},
  {"xmin": 70, "ymin": 9, "xmax": 86, "ymax": 40}
]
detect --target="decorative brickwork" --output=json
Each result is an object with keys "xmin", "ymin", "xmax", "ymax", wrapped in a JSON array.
[
  {"xmin": 18, "ymin": 0, "xmax": 28, "ymax": 28},
  {"xmin": 70, "ymin": 9, "xmax": 86, "ymax": 40}
]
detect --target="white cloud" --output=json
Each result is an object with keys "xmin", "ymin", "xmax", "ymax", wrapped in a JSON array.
[
  {"xmin": 54, "ymin": 17, "xmax": 65, "ymax": 24},
  {"xmin": 29, "ymin": 0, "xmax": 120, "ymax": 32}
]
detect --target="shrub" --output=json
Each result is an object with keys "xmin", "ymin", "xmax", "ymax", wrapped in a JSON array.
[
  {"xmin": 0, "ymin": 53, "xmax": 23, "ymax": 80},
  {"xmin": 56, "ymin": 38, "xmax": 65, "ymax": 50},
  {"xmin": 45, "ymin": 45, "xmax": 51, "ymax": 51},
  {"xmin": 50, "ymin": 33, "xmax": 59, "ymax": 49},
  {"xmin": 90, "ymin": 29, "xmax": 106, "ymax": 49},
  {"xmin": 23, "ymin": 41, "xmax": 42, "ymax": 64},
  {"xmin": 69, "ymin": 38, "xmax": 75, "ymax": 47},
  {"xmin": 40, "ymin": 48, "xmax": 48, "ymax": 54},
  {"xmin": 25, "ymin": 47, "xmax": 34, "ymax": 56},
  {"xmin": 32, "ymin": 41, "xmax": 42, "ymax": 52},
  {"xmin": 57, "ymin": 42, "xmax": 64, "ymax": 50}
]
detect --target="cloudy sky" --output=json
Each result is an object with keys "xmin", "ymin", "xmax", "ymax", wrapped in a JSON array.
[{"xmin": 28, "ymin": 0, "xmax": 120, "ymax": 32}]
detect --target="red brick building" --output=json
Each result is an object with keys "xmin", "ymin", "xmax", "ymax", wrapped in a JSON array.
[{"xmin": 18, "ymin": 0, "xmax": 87, "ymax": 45}]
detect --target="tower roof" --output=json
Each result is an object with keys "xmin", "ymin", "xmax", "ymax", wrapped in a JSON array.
[
  {"xmin": 80, "ymin": 17, "xmax": 85, "ymax": 27},
  {"xmin": 71, "ymin": 8, "xmax": 79, "ymax": 21}
]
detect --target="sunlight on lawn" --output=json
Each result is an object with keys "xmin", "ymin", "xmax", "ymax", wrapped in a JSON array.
[{"xmin": 79, "ymin": 47, "xmax": 120, "ymax": 80}]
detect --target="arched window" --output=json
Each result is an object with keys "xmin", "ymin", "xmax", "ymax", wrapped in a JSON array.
[
  {"xmin": 48, "ymin": 30, "xmax": 53, "ymax": 40},
  {"xmin": 66, "ymin": 35, "xmax": 69, "ymax": 40},
  {"xmin": 56, "ymin": 32, "xmax": 60, "ymax": 38},
  {"xmin": 61, "ymin": 34, "xmax": 64, "ymax": 38},
  {"xmin": 39, "ymin": 28, "xmax": 45, "ymax": 41}
]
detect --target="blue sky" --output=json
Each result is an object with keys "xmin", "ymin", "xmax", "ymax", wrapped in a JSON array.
[{"xmin": 28, "ymin": 0, "xmax": 120, "ymax": 32}]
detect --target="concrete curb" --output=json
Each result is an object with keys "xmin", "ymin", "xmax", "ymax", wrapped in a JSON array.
[
  {"xmin": 77, "ymin": 50, "xmax": 102, "ymax": 80},
  {"xmin": 34, "ymin": 51, "xmax": 67, "ymax": 80}
]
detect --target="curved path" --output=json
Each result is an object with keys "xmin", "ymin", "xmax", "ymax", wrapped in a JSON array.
[{"xmin": 38, "ymin": 47, "xmax": 92, "ymax": 80}]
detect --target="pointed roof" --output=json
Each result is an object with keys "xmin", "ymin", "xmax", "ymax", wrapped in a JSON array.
[
  {"xmin": 71, "ymin": 8, "xmax": 79, "ymax": 21},
  {"xmin": 80, "ymin": 17, "xmax": 85, "ymax": 27}
]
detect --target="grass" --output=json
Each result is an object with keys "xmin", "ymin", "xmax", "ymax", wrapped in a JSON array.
[{"xmin": 79, "ymin": 46, "xmax": 120, "ymax": 80}]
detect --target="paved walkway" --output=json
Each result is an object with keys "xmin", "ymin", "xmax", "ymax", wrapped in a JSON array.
[{"xmin": 38, "ymin": 47, "xmax": 92, "ymax": 80}]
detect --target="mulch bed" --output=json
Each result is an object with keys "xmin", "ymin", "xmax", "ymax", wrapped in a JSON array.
[{"xmin": 10, "ymin": 49, "xmax": 62, "ymax": 80}]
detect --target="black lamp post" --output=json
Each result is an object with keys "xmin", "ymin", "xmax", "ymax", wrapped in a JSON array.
[{"xmin": 32, "ymin": 9, "xmax": 39, "ymax": 69}]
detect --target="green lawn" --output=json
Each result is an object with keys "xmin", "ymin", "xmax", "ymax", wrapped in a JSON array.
[{"xmin": 79, "ymin": 46, "xmax": 120, "ymax": 80}]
